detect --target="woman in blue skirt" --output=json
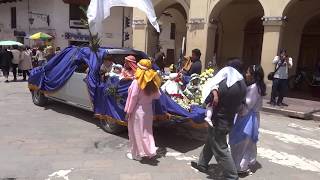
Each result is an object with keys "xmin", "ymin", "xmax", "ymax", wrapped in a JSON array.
[{"xmin": 229, "ymin": 65, "xmax": 266, "ymax": 174}]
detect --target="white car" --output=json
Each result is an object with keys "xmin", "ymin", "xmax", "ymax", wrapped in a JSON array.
[{"xmin": 30, "ymin": 48, "xmax": 149, "ymax": 134}]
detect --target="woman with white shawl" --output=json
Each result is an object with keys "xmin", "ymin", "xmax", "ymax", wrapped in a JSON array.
[{"xmin": 229, "ymin": 65, "xmax": 266, "ymax": 175}]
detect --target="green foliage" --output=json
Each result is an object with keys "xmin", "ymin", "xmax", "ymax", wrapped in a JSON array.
[{"xmin": 80, "ymin": 6, "xmax": 101, "ymax": 53}]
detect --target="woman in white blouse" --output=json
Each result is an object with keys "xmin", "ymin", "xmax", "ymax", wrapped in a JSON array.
[
  {"xmin": 229, "ymin": 65, "xmax": 266, "ymax": 175},
  {"xmin": 34, "ymin": 46, "xmax": 46, "ymax": 66}
]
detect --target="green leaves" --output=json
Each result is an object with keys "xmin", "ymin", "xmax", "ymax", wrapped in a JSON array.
[{"xmin": 80, "ymin": 6, "xmax": 101, "ymax": 53}]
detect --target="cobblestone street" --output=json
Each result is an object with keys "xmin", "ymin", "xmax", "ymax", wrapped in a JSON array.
[{"xmin": 0, "ymin": 80, "xmax": 320, "ymax": 180}]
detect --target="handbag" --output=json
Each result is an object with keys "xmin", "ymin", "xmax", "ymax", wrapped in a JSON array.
[{"xmin": 268, "ymin": 60, "xmax": 284, "ymax": 81}]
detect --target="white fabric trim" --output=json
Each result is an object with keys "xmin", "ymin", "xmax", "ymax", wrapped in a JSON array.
[
  {"xmin": 201, "ymin": 67, "xmax": 244, "ymax": 103},
  {"xmin": 137, "ymin": 63, "xmax": 149, "ymax": 70}
]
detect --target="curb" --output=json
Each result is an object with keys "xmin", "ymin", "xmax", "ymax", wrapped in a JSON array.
[
  {"xmin": 262, "ymin": 106, "xmax": 313, "ymax": 120},
  {"xmin": 312, "ymin": 113, "xmax": 320, "ymax": 121}
]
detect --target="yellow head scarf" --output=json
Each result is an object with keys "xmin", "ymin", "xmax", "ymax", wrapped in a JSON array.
[{"xmin": 135, "ymin": 59, "xmax": 161, "ymax": 90}]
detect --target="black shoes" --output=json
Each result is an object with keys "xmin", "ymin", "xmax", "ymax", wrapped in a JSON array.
[
  {"xmin": 238, "ymin": 169, "xmax": 252, "ymax": 177},
  {"xmin": 268, "ymin": 101, "xmax": 288, "ymax": 107},
  {"xmin": 268, "ymin": 101, "xmax": 276, "ymax": 106},
  {"xmin": 156, "ymin": 147, "xmax": 167, "ymax": 157},
  {"xmin": 191, "ymin": 161, "xmax": 208, "ymax": 173},
  {"xmin": 277, "ymin": 102, "xmax": 288, "ymax": 107}
]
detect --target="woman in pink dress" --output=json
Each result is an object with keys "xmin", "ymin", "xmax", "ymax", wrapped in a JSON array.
[{"xmin": 124, "ymin": 59, "xmax": 162, "ymax": 161}]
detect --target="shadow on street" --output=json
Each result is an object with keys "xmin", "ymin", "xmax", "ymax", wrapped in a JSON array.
[
  {"xmin": 205, "ymin": 161, "xmax": 263, "ymax": 179},
  {"xmin": 42, "ymin": 100, "xmax": 205, "ymax": 154}
]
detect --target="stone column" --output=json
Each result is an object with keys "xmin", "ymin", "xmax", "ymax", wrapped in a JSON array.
[
  {"xmin": 205, "ymin": 23, "xmax": 218, "ymax": 68},
  {"xmin": 260, "ymin": 17, "xmax": 285, "ymax": 82},
  {"xmin": 185, "ymin": 0, "xmax": 213, "ymax": 71},
  {"xmin": 132, "ymin": 8, "xmax": 149, "ymax": 52},
  {"xmin": 186, "ymin": 21, "xmax": 218, "ymax": 71}
]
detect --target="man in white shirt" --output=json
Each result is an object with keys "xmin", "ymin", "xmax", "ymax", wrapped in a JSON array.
[
  {"xmin": 270, "ymin": 49, "xmax": 293, "ymax": 106},
  {"xmin": 99, "ymin": 55, "xmax": 114, "ymax": 82},
  {"xmin": 10, "ymin": 46, "xmax": 22, "ymax": 81}
]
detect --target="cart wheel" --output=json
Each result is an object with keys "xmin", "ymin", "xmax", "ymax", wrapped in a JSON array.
[{"xmin": 31, "ymin": 90, "xmax": 48, "ymax": 107}]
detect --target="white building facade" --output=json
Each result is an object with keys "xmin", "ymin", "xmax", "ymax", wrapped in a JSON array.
[{"xmin": 0, "ymin": 0, "xmax": 133, "ymax": 48}]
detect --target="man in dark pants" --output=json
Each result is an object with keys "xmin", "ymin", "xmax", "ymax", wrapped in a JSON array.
[
  {"xmin": 154, "ymin": 47, "xmax": 166, "ymax": 72},
  {"xmin": 10, "ymin": 45, "xmax": 22, "ymax": 81},
  {"xmin": 191, "ymin": 59, "xmax": 247, "ymax": 180},
  {"xmin": 0, "ymin": 47, "xmax": 13, "ymax": 83},
  {"xmin": 270, "ymin": 49, "xmax": 293, "ymax": 106},
  {"xmin": 186, "ymin": 49, "xmax": 202, "ymax": 76}
]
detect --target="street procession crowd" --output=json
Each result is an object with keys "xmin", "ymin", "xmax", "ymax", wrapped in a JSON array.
[
  {"xmin": 0, "ymin": 45, "xmax": 60, "ymax": 82},
  {"xmin": 0, "ymin": 42, "xmax": 296, "ymax": 179},
  {"xmin": 93, "ymin": 46, "xmax": 294, "ymax": 180}
]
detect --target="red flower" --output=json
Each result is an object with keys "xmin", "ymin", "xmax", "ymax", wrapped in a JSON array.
[{"xmin": 171, "ymin": 94, "xmax": 184, "ymax": 99}]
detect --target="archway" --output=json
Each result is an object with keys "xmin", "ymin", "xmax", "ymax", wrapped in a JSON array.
[
  {"xmin": 281, "ymin": 0, "xmax": 320, "ymax": 100},
  {"xmin": 147, "ymin": 0, "xmax": 189, "ymax": 66},
  {"xmin": 208, "ymin": 0, "xmax": 265, "ymax": 68},
  {"xmin": 282, "ymin": 0, "xmax": 320, "ymax": 72},
  {"xmin": 299, "ymin": 14, "xmax": 320, "ymax": 70}
]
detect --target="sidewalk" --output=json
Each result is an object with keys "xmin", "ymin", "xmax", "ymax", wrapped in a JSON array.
[{"xmin": 262, "ymin": 97, "xmax": 320, "ymax": 121}]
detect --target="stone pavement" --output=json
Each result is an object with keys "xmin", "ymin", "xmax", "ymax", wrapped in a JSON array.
[{"xmin": 0, "ymin": 78, "xmax": 320, "ymax": 180}]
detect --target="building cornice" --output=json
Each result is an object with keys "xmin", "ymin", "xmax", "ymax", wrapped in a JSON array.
[{"xmin": 262, "ymin": 16, "xmax": 287, "ymax": 26}]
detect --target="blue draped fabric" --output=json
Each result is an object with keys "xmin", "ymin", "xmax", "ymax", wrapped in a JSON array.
[
  {"xmin": 94, "ymin": 77, "xmax": 132, "ymax": 121},
  {"xmin": 152, "ymin": 63, "xmax": 160, "ymax": 71},
  {"xmin": 182, "ymin": 75, "xmax": 191, "ymax": 85},
  {"xmin": 28, "ymin": 46, "xmax": 206, "ymax": 124},
  {"xmin": 229, "ymin": 111, "xmax": 259, "ymax": 145},
  {"xmin": 28, "ymin": 47, "xmax": 83, "ymax": 91}
]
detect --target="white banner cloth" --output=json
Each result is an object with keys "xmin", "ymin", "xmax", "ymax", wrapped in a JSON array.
[{"xmin": 87, "ymin": 0, "xmax": 160, "ymax": 34}]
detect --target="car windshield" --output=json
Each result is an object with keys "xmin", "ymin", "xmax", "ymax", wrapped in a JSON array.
[{"xmin": 110, "ymin": 53, "xmax": 147, "ymax": 65}]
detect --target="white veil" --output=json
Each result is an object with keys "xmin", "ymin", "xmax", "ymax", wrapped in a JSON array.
[{"xmin": 201, "ymin": 66, "xmax": 244, "ymax": 103}]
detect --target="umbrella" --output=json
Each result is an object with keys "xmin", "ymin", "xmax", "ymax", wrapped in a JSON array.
[
  {"xmin": 0, "ymin": 40, "xmax": 23, "ymax": 46},
  {"xmin": 29, "ymin": 32, "xmax": 53, "ymax": 40}
]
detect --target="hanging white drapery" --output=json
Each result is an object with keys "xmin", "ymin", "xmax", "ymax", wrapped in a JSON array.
[{"xmin": 87, "ymin": 0, "xmax": 160, "ymax": 34}]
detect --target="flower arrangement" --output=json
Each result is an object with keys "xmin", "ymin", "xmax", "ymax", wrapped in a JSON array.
[
  {"xmin": 172, "ymin": 97, "xmax": 190, "ymax": 110},
  {"xmin": 162, "ymin": 68, "xmax": 215, "ymax": 110},
  {"xmin": 200, "ymin": 68, "xmax": 215, "ymax": 85}
]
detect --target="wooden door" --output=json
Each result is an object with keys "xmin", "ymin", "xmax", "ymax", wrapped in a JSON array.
[
  {"xmin": 298, "ymin": 35, "xmax": 320, "ymax": 70},
  {"xmin": 242, "ymin": 17, "xmax": 264, "ymax": 68},
  {"xmin": 166, "ymin": 49, "xmax": 175, "ymax": 66}
]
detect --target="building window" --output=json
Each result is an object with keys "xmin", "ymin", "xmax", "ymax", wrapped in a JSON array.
[
  {"xmin": 11, "ymin": 7, "xmax": 16, "ymax": 29},
  {"xmin": 69, "ymin": 40, "xmax": 89, "ymax": 47},
  {"xmin": 170, "ymin": 23, "xmax": 176, "ymax": 40},
  {"xmin": 69, "ymin": 4, "xmax": 87, "ymax": 29}
]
